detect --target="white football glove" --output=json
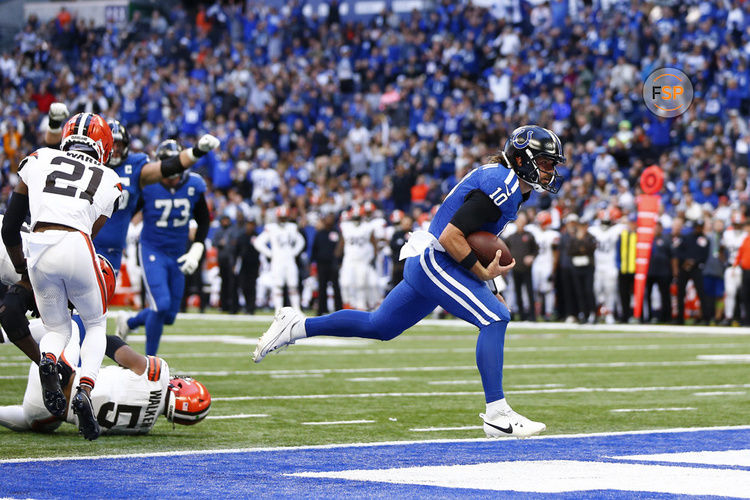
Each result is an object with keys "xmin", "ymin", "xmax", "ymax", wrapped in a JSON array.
[
  {"xmin": 177, "ymin": 242, "xmax": 204, "ymax": 275},
  {"xmin": 187, "ymin": 134, "xmax": 220, "ymax": 162},
  {"xmin": 48, "ymin": 102, "xmax": 70, "ymax": 132},
  {"xmin": 197, "ymin": 134, "xmax": 220, "ymax": 153}
]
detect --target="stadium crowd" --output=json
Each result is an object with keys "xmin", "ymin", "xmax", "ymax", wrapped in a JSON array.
[{"xmin": 3, "ymin": 0, "xmax": 750, "ymax": 325}]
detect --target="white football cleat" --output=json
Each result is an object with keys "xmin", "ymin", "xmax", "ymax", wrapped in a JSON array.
[
  {"xmin": 115, "ymin": 311, "xmax": 134, "ymax": 340},
  {"xmin": 252, "ymin": 307, "xmax": 306, "ymax": 363},
  {"xmin": 480, "ymin": 407, "xmax": 546, "ymax": 438}
]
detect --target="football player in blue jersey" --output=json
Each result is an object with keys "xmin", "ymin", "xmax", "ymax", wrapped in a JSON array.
[
  {"xmin": 44, "ymin": 104, "xmax": 220, "ymax": 273},
  {"xmin": 254, "ymin": 126, "xmax": 565, "ymax": 438},
  {"xmin": 115, "ymin": 139, "xmax": 211, "ymax": 356}
]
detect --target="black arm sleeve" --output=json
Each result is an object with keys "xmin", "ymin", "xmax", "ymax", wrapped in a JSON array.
[
  {"xmin": 193, "ymin": 195, "xmax": 210, "ymax": 244},
  {"xmin": 160, "ymin": 155, "xmax": 184, "ymax": 177},
  {"xmin": 105, "ymin": 335, "xmax": 128, "ymax": 361},
  {"xmin": 449, "ymin": 189, "xmax": 503, "ymax": 235},
  {"xmin": 1, "ymin": 192, "xmax": 29, "ymax": 248}
]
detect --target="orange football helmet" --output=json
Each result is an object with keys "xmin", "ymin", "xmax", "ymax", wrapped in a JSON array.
[
  {"xmin": 61, "ymin": 113, "xmax": 114, "ymax": 165},
  {"xmin": 166, "ymin": 376, "xmax": 211, "ymax": 425},
  {"xmin": 275, "ymin": 205, "xmax": 289, "ymax": 220},
  {"xmin": 97, "ymin": 254, "xmax": 116, "ymax": 304},
  {"xmin": 536, "ymin": 211, "xmax": 552, "ymax": 228}
]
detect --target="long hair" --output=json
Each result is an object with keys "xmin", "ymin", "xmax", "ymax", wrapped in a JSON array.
[{"xmin": 485, "ymin": 151, "xmax": 508, "ymax": 167}]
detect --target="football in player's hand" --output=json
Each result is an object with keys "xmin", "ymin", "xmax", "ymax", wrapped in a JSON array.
[{"xmin": 467, "ymin": 231, "xmax": 513, "ymax": 267}]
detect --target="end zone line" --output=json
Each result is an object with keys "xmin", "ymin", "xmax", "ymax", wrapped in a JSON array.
[{"xmin": 3, "ymin": 425, "xmax": 750, "ymax": 464}]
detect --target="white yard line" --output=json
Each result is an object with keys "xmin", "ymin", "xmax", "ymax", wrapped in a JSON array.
[
  {"xmin": 301, "ymin": 420, "xmax": 376, "ymax": 426},
  {"xmin": 188, "ymin": 358, "xmax": 750, "ymax": 378},
  {"xmin": 410, "ymin": 426, "xmax": 483, "ymax": 432},
  {"xmin": 697, "ymin": 354, "xmax": 750, "ymax": 361},
  {"xmin": 694, "ymin": 391, "xmax": 747, "ymax": 397},
  {"xmin": 4, "ymin": 425, "xmax": 750, "ymax": 464},
  {"xmin": 427, "ymin": 380, "xmax": 480, "ymax": 385},
  {"xmin": 510, "ymin": 383, "xmax": 565, "ymax": 388},
  {"xmin": 610, "ymin": 408, "xmax": 697, "ymax": 413},
  {"xmin": 347, "ymin": 377, "xmax": 401, "ymax": 382},
  {"xmin": 211, "ymin": 383, "xmax": 750, "ymax": 402},
  {"xmin": 106, "ymin": 311, "xmax": 750, "ymax": 336},
  {"xmin": 295, "ymin": 343, "xmax": 750, "ymax": 356},
  {"xmin": 163, "ymin": 312, "xmax": 750, "ymax": 334},
  {"xmin": 4, "ymin": 343, "xmax": 749, "ymax": 361},
  {"xmin": 205, "ymin": 414, "xmax": 269, "ymax": 420},
  {"xmin": 427, "ymin": 381, "xmax": 564, "ymax": 387}
]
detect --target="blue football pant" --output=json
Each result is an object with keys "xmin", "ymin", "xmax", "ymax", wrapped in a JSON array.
[
  {"xmin": 307, "ymin": 248, "xmax": 510, "ymax": 402},
  {"xmin": 128, "ymin": 245, "xmax": 184, "ymax": 355}
]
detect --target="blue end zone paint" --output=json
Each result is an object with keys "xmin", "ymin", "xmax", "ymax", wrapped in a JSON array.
[{"xmin": 1, "ymin": 428, "xmax": 748, "ymax": 499}]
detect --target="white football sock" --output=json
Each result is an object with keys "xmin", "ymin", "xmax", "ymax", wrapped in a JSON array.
[
  {"xmin": 486, "ymin": 398, "xmax": 511, "ymax": 415},
  {"xmin": 291, "ymin": 318, "xmax": 307, "ymax": 340}
]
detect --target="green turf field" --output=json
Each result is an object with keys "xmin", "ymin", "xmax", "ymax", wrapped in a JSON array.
[{"xmin": 1, "ymin": 315, "xmax": 749, "ymax": 460}]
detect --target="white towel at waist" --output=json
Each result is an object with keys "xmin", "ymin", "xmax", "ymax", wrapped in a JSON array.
[{"xmin": 398, "ymin": 230, "xmax": 446, "ymax": 261}]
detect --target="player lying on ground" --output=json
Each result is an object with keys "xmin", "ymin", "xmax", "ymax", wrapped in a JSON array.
[
  {"xmin": 253, "ymin": 126, "xmax": 565, "ymax": 438},
  {"xmin": 0, "ymin": 318, "xmax": 210, "ymax": 435}
]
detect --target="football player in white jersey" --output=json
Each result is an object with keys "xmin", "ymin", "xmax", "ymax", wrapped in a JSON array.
[
  {"xmin": 587, "ymin": 208, "xmax": 624, "ymax": 324},
  {"xmin": 0, "ymin": 320, "xmax": 210, "ymax": 435},
  {"xmin": 364, "ymin": 202, "xmax": 389, "ymax": 307},
  {"xmin": 526, "ymin": 211, "xmax": 559, "ymax": 320},
  {"xmin": 253, "ymin": 206, "xmax": 306, "ymax": 312},
  {"xmin": 721, "ymin": 211, "xmax": 746, "ymax": 324},
  {"xmin": 1, "ymin": 113, "xmax": 122, "ymax": 440},
  {"xmin": 340, "ymin": 205, "xmax": 378, "ymax": 310}
]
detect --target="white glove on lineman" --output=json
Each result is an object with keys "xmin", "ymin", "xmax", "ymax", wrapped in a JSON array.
[
  {"xmin": 177, "ymin": 242, "xmax": 204, "ymax": 275},
  {"xmin": 48, "ymin": 102, "xmax": 70, "ymax": 132},
  {"xmin": 187, "ymin": 134, "xmax": 220, "ymax": 162},
  {"xmin": 197, "ymin": 134, "xmax": 220, "ymax": 153}
]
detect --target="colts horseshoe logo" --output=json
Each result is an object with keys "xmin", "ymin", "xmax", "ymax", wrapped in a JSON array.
[{"xmin": 512, "ymin": 128, "xmax": 534, "ymax": 148}]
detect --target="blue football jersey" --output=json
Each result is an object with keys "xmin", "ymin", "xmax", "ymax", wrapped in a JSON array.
[
  {"xmin": 93, "ymin": 152, "xmax": 148, "ymax": 251},
  {"xmin": 140, "ymin": 173, "xmax": 207, "ymax": 258},
  {"xmin": 429, "ymin": 163, "xmax": 523, "ymax": 239}
]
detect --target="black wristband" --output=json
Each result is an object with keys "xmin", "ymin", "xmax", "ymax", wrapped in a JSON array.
[
  {"xmin": 459, "ymin": 252, "xmax": 478, "ymax": 270},
  {"xmin": 49, "ymin": 116, "xmax": 64, "ymax": 129},
  {"xmin": 192, "ymin": 146, "xmax": 207, "ymax": 159},
  {"xmin": 160, "ymin": 155, "xmax": 184, "ymax": 177}
]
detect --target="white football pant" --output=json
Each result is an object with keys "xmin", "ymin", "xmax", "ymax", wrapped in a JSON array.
[{"xmin": 26, "ymin": 231, "xmax": 107, "ymax": 386}]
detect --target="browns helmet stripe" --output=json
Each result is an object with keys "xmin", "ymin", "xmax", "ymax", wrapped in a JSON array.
[
  {"xmin": 72, "ymin": 113, "xmax": 83, "ymax": 134},
  {"xmin": 79, "ymin": 113, "xmax": 92, "ymax": 137}
]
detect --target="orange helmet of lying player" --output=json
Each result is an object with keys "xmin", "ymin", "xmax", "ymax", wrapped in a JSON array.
[{"xmin": 165, "ymin": 376, "xmax": 211, "ymax": 425}]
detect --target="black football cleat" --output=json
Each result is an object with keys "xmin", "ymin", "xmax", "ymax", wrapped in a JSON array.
[
  {"xmin": 72, "ymin": 387, "xmax": 101, "ymax": 441},
  {"xmin": 39, "ymin": 355, "xmax": 66, "ymax": 417}
]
